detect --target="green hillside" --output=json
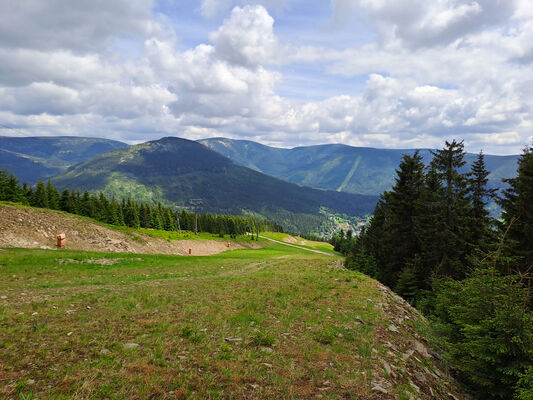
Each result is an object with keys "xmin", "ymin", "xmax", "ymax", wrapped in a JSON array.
[
  {"xmin": 0, "ymin": 244, "xmax": 465, "ymax": 400},
  {"xmin": 0, "ymin": 136, "xmax": 127, "ymax": 182},
  {"xmin": 199, "ymin": 138, "xmax": 518, "ymax": 196},
  {"xmin": 53, "ymin": 137, "xmax": 378, "ymax": 233}
]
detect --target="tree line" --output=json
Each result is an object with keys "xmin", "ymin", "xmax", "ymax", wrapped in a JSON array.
[
  {"xmin": 332, "ymin": 140, "xmax": 533, "ymax": 399},
  {"xmin": 0, "ymin": 171, "xmax": 281, "ymax": 237}
]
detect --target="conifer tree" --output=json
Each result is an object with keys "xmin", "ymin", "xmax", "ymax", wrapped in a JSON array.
[
  {"xmin": 163, "ymin": 208, "xmax": 177, "ymax": 231},
  {"xmin": 499, "ymin": 143, "xmax": 533, "ymax": 276},
  {"xmin": 109, "ymin": 197, "xmax": 124, "ymax": 225},
  {"xmin": 379, "ymin": 151, "xmax": 425, "ymax": 287},
  {"xmin": 151, "ymin": 203, "xmax": 164, "ymax": 230},
  {"xmin": 79, "ymin": 191, "xmax": 93, "ymax": 216},
  {"xmin": 123, "ymin": 198, "xmax": 140, "ymax": 228},
  {"xmin": 468, "ymin": 151, "xmax": 496, "ymax": 251},
  {"xmin": 46, "ymin": 180, "xmax": 60, "ymax": 210},
  {"xmin": 434, "ymin": 261, "xmax": 533, "ymax": 400},
  {"xmin": 22, "ymin": 182, "xmax": 33, "ymax": 204},
  {"xmin": 59, "ymin": 189, "xmax": 73, "ymax": 213},
  {"xmin": 0, "ymin": 171, "xmax": 24, "ymax": 203},
  {"xmin": 429, "ymin": 140, "xmax": 472, "ymax": 279},
  {"xmin": 97, "ymin": 192, "xmax": 110, "ymax": 223},
  {"xmin": 0, "ymin": 170, "xmax": 7, "ymax": 200},
  {"xmin": 139, "ymin": 204, "xmax": 152, "ymax": 228},
  {"xmin": 33, "ymin": 180, "xmax": 49, "ymax": 208},
  {"xmin": 412, "ymin": 167, "xmax": 447, "ymax": 291}
]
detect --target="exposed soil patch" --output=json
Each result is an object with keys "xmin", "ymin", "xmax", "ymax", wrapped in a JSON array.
[{"xmin": 0, "ymin": 205, "xmax": 261, "ymax": 255}]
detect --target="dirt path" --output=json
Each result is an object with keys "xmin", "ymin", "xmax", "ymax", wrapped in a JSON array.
[{"xmin": 258, "ymin": 235, "xmax": 334, "ymax": 256}]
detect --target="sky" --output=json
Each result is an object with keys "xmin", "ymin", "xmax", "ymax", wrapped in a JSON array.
[{"xmin": 0, "ymin": 0, "xmax": 532, "ymax": 154}]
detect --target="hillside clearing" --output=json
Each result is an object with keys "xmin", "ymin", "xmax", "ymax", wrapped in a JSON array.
[
  {"xmin": 0, "ymin": 244, "xmax": 465, "ymax": 399},
  {"xmin": 0, "ymin": 204, "xmax": 262, "ymax": 256}
]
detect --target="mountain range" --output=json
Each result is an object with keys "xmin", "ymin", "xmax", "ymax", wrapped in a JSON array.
[
  {"xmin": 199, "ymin": 137, "xmax": 519, "ymax": 197},
  {"xmin": 0, "ymin": 136, "xmax": 126, "ymax": 183},
  {"xmin": 0, "ymin": 135, "xmax": 521, "ymax": 232},
  {"xmin": 51, "ymin": 137, "xmax": 378, "ymax": 233}
]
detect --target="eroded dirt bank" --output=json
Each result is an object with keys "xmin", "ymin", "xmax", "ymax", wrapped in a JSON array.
[{"xmin": 0, "ymin": 205, "xmax": 261, "ymax": 255}]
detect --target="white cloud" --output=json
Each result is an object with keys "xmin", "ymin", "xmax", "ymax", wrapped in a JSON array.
[
  {"xmin": 0, "ymin": 1, "xmax": 531, "ymax": 155},
  {"xmin": 210, "ymin": 5, "xmax": 281, "ymax": 66},
  {"xmin": 0, "ymin": 0, "xmax": 162, "ymax": 52},
  {"xmin": 200, "ymin": 0, "xmax": 287, "ymax": 19},
  {"xmin": 332, "ymin": 0, "xmax": 519, "ymax": 48}
]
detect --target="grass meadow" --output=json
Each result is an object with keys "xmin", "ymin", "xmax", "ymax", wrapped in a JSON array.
[{"xmin": 0, "ymin": 240, "xmax": 420, "ymax": 399}]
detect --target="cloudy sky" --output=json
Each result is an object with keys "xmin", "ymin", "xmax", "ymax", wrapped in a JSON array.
[{"xmin": 1, "ymin": 0, "xmax": 532, "ymax": 154}]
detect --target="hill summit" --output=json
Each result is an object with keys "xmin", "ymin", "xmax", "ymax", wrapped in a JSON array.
[{"xmin": 53, "ymin": 137, "xmax": 378, "ymax": 232}]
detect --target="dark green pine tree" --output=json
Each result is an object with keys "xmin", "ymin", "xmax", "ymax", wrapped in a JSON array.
[
  {"xmin": 0, "ymin": 170, "xmax": 7, "ymax": 200},
  {"xmin": 46, "ymin": 180, "xmax": 61, "ymax": 210},
  {"xmin": 0, "ymin": 171, "xmax": 25, "ymax": 203},
  {"xmin": 22, "ymin": 182, "xmax": 33, "ymax": 204},
  {"xmin": 163, "ymin": 208, "xmax": 177, "ymax": 231},
  {"xmin": 151, "ymin": 203, "xmax": 164, "ymax": 230},
  {"xmin": 79, "ymin": 191, "xmax": 93, "ymax": 217},
  {"xmin": 379, "ymin": 151, "xmax": 426, "ymax": 288},
  {"xmin": 468, "ymin": 151, "xmax": 496, "ymax": 251},
  {"xmin": 499, "ymin": 143, "xmax": 533, "ymax": 276},
  {"xmin": 359, "ymin": 200, "xmax": 387, "ymax": 270},
  {"xmin": 59, "ymin": 189, "xmax": 74, "ymax": 213},
  {"xmin": 412, "ymin": 167, "xmax": 447, "ymax": 291},
  {"xmin": 33, "ymin": 180, "xmax": 49, "ymax": 208},
  {"xmin": 433, "ymin": 261, "xmax": 533, "ymax": 400},
  {"xmin": 429, "ymin": 139, "xmax": 473, "ymax": 280},
  {"xmin": 347, "ymin": 199, "xmax": 388, "ymax": 280},
  {"xmin": 139, "ymin": 203, "xmax": 153, "ymax": 228},
  {"xmin": 123, "ymin": 198, "xmax": 140, "ymax": 228},
  {"xmin": 109, "ymin": 197, "xmax": 125, "ymax": 225},
  {"xmin": 97, "ymin": 192, "xmax": 110, "ymax": 223}
]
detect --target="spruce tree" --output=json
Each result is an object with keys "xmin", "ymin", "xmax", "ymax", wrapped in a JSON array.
[
  {"xmin": 499, "ymin": 143, "xmax": 533, "ymax": 276},
  {"xmin": 434, "ymin": 262, "xmax": 533, "ymax": 400},
  {"xmin": 412, "ymin": 167, "xmax": 447, "ymax": 291},
  {"xmin": 123, "ymin": 198, "xmax": 140, "ymax": 228},
  {"xmin": 109, "ymin": 198, "xmax": 124, "ymax": 225},
  {"xmin": 1, "ymin": 171, "xmax": 25, "ymax": 203},
  {"xmin": 22, "ymin": 182, "xmax": 33, "ymax": 204},
  {"xmin": 79, "ymin": 191, "xmax": 93, "ymax": 216},
  {"xmin": 429, "ymin": 140, "xmax": 472, "ymax": 280},
  {"xmin": 468, "ymin": 151, "xmax": 496, "ymax": 251},
  {"xmin": 46, "ymin": 180, "xmax": 60, "ymax": 210},
  {"xmin": 379, "ymin": 151, "xmax": 425, "ymax": 287},
  {"xmin": 97, "ymin": 192, "xmax": 110, "ymax": 223},
  {"xmin": 0, "ymin": 170, "xmax": 7, "ymax": 200},
  {"xmin": 59, "ymin": 189, "xmax": 73, "ymax": 213},
  {"xmin": 33, "ymin": 180, "xmax": 49, "ymax": 208},
  {"xmin": 139, "ymin": 204, "xmax": 153, "ymax": 228}
]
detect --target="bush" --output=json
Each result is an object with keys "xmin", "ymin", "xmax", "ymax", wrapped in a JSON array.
[
  {"xmin": 516, "ymin": 366, "xmax": 533, "ymax": 400},
  {"xmin": 394, "ymin": 267, "xmax": 420, "ymax": 304},
  {"xmin": 433, "ymin": 267, "xmax": 533, "ymax": 400},
  {"xmin": 251, "ymin": 331, "xmax": 275, "ymax": 347},
  {"xmin": 345, "ymin": 248, "xmax": 377, "ymax": 278}
]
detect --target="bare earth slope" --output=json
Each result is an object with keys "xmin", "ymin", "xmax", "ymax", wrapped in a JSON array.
[{"xmin": 0, "ymin": 205, "xmax": 259, "ymax": 255}]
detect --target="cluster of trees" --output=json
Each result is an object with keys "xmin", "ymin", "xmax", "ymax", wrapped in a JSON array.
[
  {"xmin": 330, "ymin": 229, "xmax": 355, "ymax": 254},
  {"xmin": 0, "ymin": 170, "xmax": 280, "ymax": 237},
  {"xmin": 338, "ymin": 140, "xmax": 532, "ymax": 399}
]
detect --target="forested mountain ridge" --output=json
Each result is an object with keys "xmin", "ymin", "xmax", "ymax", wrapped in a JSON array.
[
  {"xmin": 199, "ymin": 137, "xmax": 518, "ymax": 197},
  {"xmin": 52, "ymin": 137, "xmax": 378, "ymax": 233},
  {"xmin": 0, "ymin": 136, "xmax": 127, "ymax": 182}
]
